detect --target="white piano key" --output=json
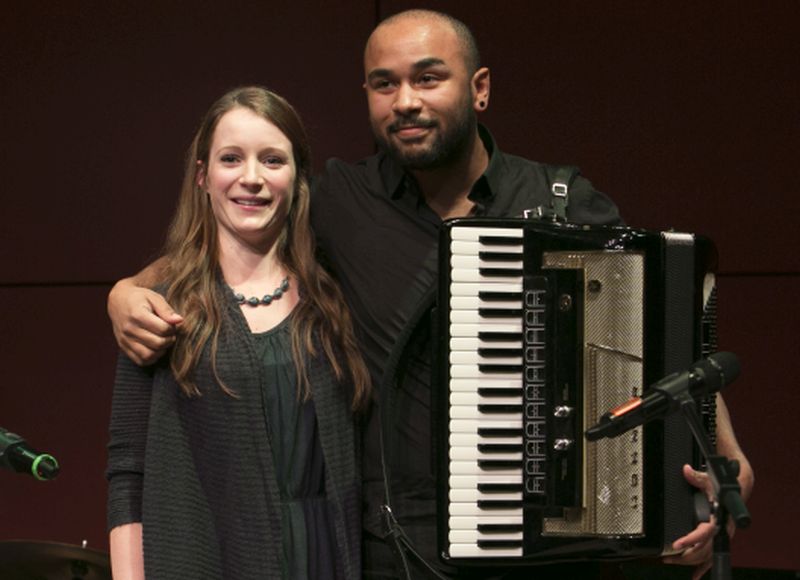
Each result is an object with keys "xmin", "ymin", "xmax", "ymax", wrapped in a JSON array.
[
  {"xmin": 450, "ymin": 322, "xmax": 522, "ymax": 336},
  {"xmin": 450, "ymin": 296, "xmax": 522, "ymax": 310},
  {"xmin": 449, "ymin": 461, "xmax": 521, "ymax": 477},
  {"xmin": 448, "ymin": 474, "xmax": 523, "ymax": 488},
  {"xmin": 449, "ymin": 393, "xmax": 522, "ymax": 406},
  {"xmin": 449, "ymin": 447, "xmax": 522, "ymax": 462},
  {"xmin": 450, "ymin": 241, "xmax": 524, "ymax": 256},
  {"xmin": 449, "ymin": 406, "xmax": 521, "ymax": 420},
  {"xmin": 449, "ymin": 433, "xmax": 521, "ymax": 447},
  {"xmin": 451, "ymin": 268, "xmax": 521, "ymax": 283},
  {"xmin": 450, "ymin": 226, "xmax": 523, "ymax": 241},
  {"xmin": 451, "ymin": 255, "xmax": 523, "ymax": 270},
  {"xmin": 450, "ymin": 310, "xmax": 522, "ymax": 324},
  {"xmin": 449, "ymin": 351, "xmax": 522, "ymax": 365},
  {"xmin": 449, "ymin": 502, "xmax": 522, "ymax": 517},
  {"xmin": 450, "ymin": 338, "xmax": 522, "ymax": 351},
  {"xmin": 449, "ymin": 419, "xmax": 523, "ymax": 432},
  {"xmin": 449, "ymin": 282, "xmax": 523, "ymax": 296},
  {"xmin": 449, "ymin": 378, "xmax": 522, "ymax": 391},
  {"xmin": 448, "ymin": 529, "xmax": 524, "ymax": 543},
  {"xmin": 449, "ymin": 489, "xmax": 523, "ymax": 502},
  {"xmin": 448, "ymin": 515, "xmax": 523, "ymax": 529},
  {"xmin": 447, "ymin": 544, "xmax": 523, "ymax": 558},
  {"xmin": 450, "ymin": 365, "xmax": 522, "ymax": 380}
]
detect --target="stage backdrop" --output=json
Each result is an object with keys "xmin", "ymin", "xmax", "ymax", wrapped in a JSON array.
[{"xmin": 1, "ymin": 0, "xmax": 797, "ymax": 572}]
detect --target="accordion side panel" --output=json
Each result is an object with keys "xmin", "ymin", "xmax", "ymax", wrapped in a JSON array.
[
  {"xmin": 542, "ymin": 251, "xmax": 645, "ymax": 537},
  {"xmin": 660, "ymin": 234, "xmax": 699, "ymax": 547}
]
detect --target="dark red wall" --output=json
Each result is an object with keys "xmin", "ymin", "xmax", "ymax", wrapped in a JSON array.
[{"xmin": 1, "ymin": 0, "xmax": 797, "ymax": 571}]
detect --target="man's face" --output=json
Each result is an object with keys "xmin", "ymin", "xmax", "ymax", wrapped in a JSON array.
[{"xmin": 363, "ymin": 18, "xmax": 478, "ymax": 170}]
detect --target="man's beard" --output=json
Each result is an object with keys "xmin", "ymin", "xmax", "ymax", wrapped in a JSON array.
[{"xmin": 375, "ymin": 102, "xmax": 476, "ymax": 171}]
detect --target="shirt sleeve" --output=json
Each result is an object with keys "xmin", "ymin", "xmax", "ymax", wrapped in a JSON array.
[{"xmin": 106, "ymin": 352, "xmax": 155, "ymax": 531}]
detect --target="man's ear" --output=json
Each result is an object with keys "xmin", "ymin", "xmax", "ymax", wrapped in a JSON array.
[{"xmin": 472, "ymin": 67, "xmax": 491, "ymax": 111}]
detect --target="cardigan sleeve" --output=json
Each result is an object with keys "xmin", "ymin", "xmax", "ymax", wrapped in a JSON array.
[{"xmin": 106, "ymin": 352, "xmax": 156, "ymax": 531}]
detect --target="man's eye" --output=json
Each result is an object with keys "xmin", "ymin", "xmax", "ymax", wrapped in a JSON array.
[
  {"xmin": 419, "ymin": 74, "xmax": 438, "ymax": 85},
  {"xmin": 373, "ymin": 79, "xmax": 395, "ymax": 91}
]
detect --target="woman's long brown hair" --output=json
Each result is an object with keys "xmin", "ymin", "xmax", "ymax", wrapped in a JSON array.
[{"xmin": 162, "ymin": 86, "xmax": 369, "ymax": 409}]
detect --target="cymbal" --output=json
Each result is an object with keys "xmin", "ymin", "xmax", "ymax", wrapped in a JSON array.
[{"xmin": 0, "ymin": 540, "xmax": 110, "ymax": 579}]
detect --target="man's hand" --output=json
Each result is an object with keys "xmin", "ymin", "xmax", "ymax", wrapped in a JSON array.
[
  {"xmin": 108, "ymin": 277, "xmax": 183, "ymax": 366},
  {"xmin": 663, "ymin": 465, "xmax": 718, "ymax": 579},
  {"xmin": 663, "ymin": 393, "xmax": 754, "ymax": 580}
]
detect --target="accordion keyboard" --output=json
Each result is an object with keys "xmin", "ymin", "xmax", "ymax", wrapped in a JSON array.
[{"xmin": 448, "ymin": 225, "xmax": 527, "ymax": 558}]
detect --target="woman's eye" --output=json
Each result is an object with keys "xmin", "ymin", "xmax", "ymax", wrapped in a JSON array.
[
  {"xmin": 263, "ymin": 156, "xmax": 285, "ymax": 167},
  {"xmin": 220, "ymin": 154, "xmax": 238, "ymax": 163}
]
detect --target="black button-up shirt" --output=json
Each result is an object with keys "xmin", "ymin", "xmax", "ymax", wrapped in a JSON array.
[{"xmin": 311, "ymin": 126, "xmax": 621, "ymax": 577}]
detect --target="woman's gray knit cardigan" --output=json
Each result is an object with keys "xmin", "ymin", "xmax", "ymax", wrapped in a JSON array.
[{"xmin": 107, "ymin": 283, "xmax": 361, "ymax": 579}]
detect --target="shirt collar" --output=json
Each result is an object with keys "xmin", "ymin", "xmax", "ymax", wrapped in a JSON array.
[{"xmin": 379, "ymin": 124, "xmax": 503, "ymax": 210}]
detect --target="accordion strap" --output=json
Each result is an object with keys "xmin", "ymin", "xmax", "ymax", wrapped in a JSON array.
[
  {"xmin": 524, "ymin": 165, "xmax": 578, "ymax": 222},
  {"xmin": 551, "ymin": 166, "xmax": 571, "ymax": 221}
]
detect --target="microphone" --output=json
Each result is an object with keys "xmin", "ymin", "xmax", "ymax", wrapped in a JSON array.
[
  {"xmin": 585, "ymin": 352, "xmax": 740, "ymax": 442},
  {"xmin": 0, "ymin": 427, "xmax": 60, "ymax": 481}
]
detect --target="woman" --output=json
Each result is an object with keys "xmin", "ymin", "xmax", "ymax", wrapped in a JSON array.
[{"xmin": 107, "ymin": 86, "xmax": 369, "ymax": 579}]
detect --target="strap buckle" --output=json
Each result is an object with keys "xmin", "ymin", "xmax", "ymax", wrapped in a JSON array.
[{"xmin": 552, "ymin": 181, "xmax": 568, "ymax": 198}]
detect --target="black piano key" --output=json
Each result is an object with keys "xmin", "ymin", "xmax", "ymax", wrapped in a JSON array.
[
  {"xmin": 478, "ymin": 291, "xmax": 523, "ymax": 302},
  {"xmin": 478, "ymin": 404, "xmax": 523, "ymax": 414},
  {"xmin": 478, "ymin": 364, "xmax": 523, "ymax": 374},
  {"xmin": 476, "ymin": 349, "xmax": 522, "ymax": 359},
  {"xmin": 477, "ymin": 500, "xmax": 523, "ymax": 510},
  {"xmin": 478, "ymin": 308, "xmax": 524, "ymax": 318},
  {"xmin": 477, "ymin": 483, "xmax": 523, "ymax": 493},
  {"xmin": 477, "ymin": 539, "xmax": 524, "ymax": 549},
  {"xmin": 478, "ymin": 251, "xmax": 524, "ymax": 262},
  {"xmin": 477, "ymin": 387, "xmax": 522, "ymax": 398},
  {"xmin": 478, "ymin": 427, "xmax": 522, "ymax": 438},
  {"xmin": 478, "ymin": 331, "xmax": 523, "ymax": 342},
  {"xmin": 479, "ymin": 268, "xmax": 524, "ymax": 278},
  {"xmin": 478, "ymin": 236, "xmax": 523, "ymax": 246},
  {"xmin": 478, "ymin": 459, "xmax": 522, "ymax": 470},
  {"xmin": 478, "ymin": 443, "xmax": 522, "ymax": 454},
  {"xmin": 477, "ymin": 523, "xmax": 524, "ymax": 534}
]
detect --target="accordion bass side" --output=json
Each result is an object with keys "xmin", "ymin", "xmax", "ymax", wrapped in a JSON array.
[{"xmin": 435, "ymin": 218, "xmax": 718, "ymax": 566}]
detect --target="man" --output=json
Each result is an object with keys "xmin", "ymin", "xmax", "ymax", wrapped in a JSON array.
[{"xmin": 109, "ymin": 10, "xmax": 752, "ymax": 580}]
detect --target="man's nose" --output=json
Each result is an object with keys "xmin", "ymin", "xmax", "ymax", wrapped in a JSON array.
[{"xmin": 392, "ymin": 82, "xmax": 422, "ymax": 114}]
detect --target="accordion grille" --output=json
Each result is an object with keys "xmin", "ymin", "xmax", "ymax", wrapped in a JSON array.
[{"xmin": 542, "ymin": 251, "xmax": 645, "ymax": 536}]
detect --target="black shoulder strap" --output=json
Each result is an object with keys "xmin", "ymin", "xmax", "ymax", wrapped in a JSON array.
[
  {"xmin": 524, "ymin": 164, "xmax": 579, "ymax": 222},
  {"xmin": 550, "ymin": 165, "xmax": 575, "ymax": 222}
]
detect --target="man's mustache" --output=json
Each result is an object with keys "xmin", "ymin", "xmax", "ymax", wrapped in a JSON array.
[{"xmin": 388, "ymin": 117, "xmax": 437, "ymax": 133}]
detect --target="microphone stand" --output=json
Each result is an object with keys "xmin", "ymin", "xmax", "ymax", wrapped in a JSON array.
[{"xmin": 673, "ymin": 391, "xmax": 751, "ymax": 580}]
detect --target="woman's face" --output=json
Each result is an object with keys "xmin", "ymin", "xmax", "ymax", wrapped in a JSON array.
[{"xmin": 202, "ymin": 107, "xmax": 296, "ymax": 250}]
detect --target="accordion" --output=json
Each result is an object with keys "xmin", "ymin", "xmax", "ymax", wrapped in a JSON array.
[{"xmin": 435, "ymin": 218, "xmax": 718, "ymax": 566}]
